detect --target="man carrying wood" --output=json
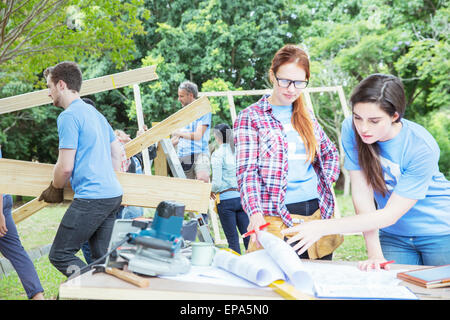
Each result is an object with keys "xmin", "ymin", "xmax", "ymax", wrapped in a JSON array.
[
  {"xmin": 171, "ymin": 81, "xmax": 211, "ymax": 183},
  {"xmin": 39, "ymin": 61, "xmax": 123, "ymax": 277}
]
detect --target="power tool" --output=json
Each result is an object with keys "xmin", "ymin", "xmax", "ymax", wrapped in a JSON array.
[{"xmin": 106, "ymin": 200, "xmax": 191, "ymax": 277}]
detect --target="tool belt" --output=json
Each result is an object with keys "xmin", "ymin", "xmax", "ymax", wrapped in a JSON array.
[
  {"xmin": 219, "ymin": 188, "xmax": 238, "ymax": 194},
  {"xmin": 247, "ymin": 210, "xmax": 343, "ymax": 259}
]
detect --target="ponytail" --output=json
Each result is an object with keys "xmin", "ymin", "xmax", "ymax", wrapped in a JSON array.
[{"xmin": 292, "ymin": 95, "xmax": 317, "ymax": 163}]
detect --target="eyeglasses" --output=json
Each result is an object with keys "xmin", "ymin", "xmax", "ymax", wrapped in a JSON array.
[{"xmin": 275, "ymin": 76, "xmax": 309, "ymax": 89}]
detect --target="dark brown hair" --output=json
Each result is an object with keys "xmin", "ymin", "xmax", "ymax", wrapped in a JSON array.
[
  {"xmin": 270, "ymin": 44, "xmax": 316, "ymax": 162},
  {"xmin": 214, "ymin": 123, "xmax": 235, "ymax": 153},
  {"xmin": 44, "ymin": 61, "xmax": 82, "ymax": 92},
  {"xmin": 349, "ymin": 74, "xmax": 406, "ymax": 196}
]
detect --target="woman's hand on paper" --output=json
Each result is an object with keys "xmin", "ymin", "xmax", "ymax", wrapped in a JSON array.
[
  {"xmin": 248, "ymin": 212, "xmax": 267, "ymax": 249},
  {"xmin": 281, "ymin": 220, "xmax": 323, "ymax": 255},
  {"xmin": 358, "ymin": 258, "xmax": 391, "ymax": 271}
]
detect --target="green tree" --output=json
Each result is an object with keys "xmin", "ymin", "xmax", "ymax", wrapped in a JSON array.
[{"xmin": 0, "ymin": 0, "xmax": 148, "ymax": 163}]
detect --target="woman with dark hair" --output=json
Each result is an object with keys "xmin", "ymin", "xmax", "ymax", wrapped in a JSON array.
[
  {"xmin": 283, "ymin": 74, "xmax": 450, "ymax": 269},
  {"xmin": 234, "ymin": 44, "xmax": 342, "ymax": 260},
  {"xmin": 211, "ymin": 123, "xmax": 249, "ymax": 254}
]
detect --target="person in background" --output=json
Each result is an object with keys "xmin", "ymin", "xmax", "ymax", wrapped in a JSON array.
[
  {"xmin": 282, "ymin": 74, "xmax": 450, "ymax": 269},
  {"xmin": 114, "ymin": 128, "xmax": 156, "ymax": 219},
  {"xmin": 171, "ymin": 81, "xmax": 211, "ymax": 183},
  {"xmin": 234, "ymin": 44, "xmax": 342, "ymax": 260},
  {"xmin": 210, "ymin": 123, "xmax": 249, "ymax": 254},
  {"xmin": 0, "ymin": 146, "xmax": 45, "ymax": 299}
]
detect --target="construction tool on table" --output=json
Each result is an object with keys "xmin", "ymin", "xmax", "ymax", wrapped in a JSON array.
[{"xmin": 106, "ymin": 200, "xmax": 191, "ymax": 277}]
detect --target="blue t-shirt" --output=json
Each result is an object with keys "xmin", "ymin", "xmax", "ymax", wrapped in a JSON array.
[
  {"xmin": 271, "ymin": 104, "xmax": 319, "ymax": 204},
  {"xmin": 57, "ymin": 99, "xmax": 123, "ymax": 199},
  {"xmin": 342, "ymin": 117, "xmax": 450, "ymax": 236},
  {"xmin": 177, "ymin": 113, "xmax": 211, "ymax": 157}
]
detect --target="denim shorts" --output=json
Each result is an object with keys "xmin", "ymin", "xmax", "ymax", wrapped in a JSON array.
[{"xmin": 379, "ymin": 229, "xmax": 450, "ymax": 266}]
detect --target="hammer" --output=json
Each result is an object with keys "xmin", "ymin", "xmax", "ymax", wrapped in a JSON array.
[{"xmin": 93, "ymin": 265, "xmax": 150, "ymax": 288}]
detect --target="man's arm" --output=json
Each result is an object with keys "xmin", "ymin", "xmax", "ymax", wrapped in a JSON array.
[
  {"xmin": 52, "ymin": 149, "xmax": 76, "ymax": 188},
  {"xmin": 110, "ymin": 139, "xmax": 122, "ymax": 171},
  {"xmin": 173, "ymin": 125, "xmax": 208, "ymax": 141}
]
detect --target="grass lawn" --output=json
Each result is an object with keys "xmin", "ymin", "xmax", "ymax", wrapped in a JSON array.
[{"xmin": 0, "ymin": 193, "xmax": 367, "ymax": 300}]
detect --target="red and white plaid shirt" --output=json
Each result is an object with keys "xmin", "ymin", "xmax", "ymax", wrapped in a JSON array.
[
  {"xmin": 119, "ymin": 143, "xmax": 131, "ymax": 173},
  {"xmin": 234, "ymin": 95, "xmax": 340, "ymax": 227}
]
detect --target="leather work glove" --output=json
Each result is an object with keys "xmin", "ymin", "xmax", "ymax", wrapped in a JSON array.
[{"xmin": 38, "ymin": 181, "xmax": 64, "ymax": 203}]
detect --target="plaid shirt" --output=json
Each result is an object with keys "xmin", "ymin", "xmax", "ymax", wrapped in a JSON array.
[
  {"xmin": 119, "ymin": 143, "xmax": 130, "ymax": 173},
  {"xmin": 234, "ymin": 95, "xmax": 340, "ymax": 227}
]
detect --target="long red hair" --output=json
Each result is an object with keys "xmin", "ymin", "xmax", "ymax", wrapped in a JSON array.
[{"xmin": 270, "ymin": 44, "xmax": 317, "ymax": 162}]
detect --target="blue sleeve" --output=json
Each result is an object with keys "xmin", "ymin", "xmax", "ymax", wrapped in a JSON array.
[
  {"xmin": 210, "ymin": 149, "xmax": 223, "ymax": 193},
  {"xmin": 199, "ymin": 113, "xmax": 211, "ymax": 127},
  {"xmin": 57, "ymin": 112, "xmax": 78, "ymax": 149},
  {"xmin": 107, "ymin": 122, "xmax": 116, "ymax": 143},
  {"xmin": 341, "ymin": 117, "xmax": 360, "ymax": 171},
  {"xmin": 394, "ymin": 143, "xmax": 440, "ymax": 200}
]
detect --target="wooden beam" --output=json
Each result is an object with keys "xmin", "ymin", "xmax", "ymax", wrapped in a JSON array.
[
  {"xmin": 198, "ymin": 89, "xmax": 272, "ymax": 97},
  {"xmin": 337, "ymin": 86, "xmax": 351, "ymax": 118},
  {"xmin": 124, "ymin": 96, "xmax": 212, "ymax": 159},
  {"xmin": 226, "ymin": 94, "xmax": 237, "ymax": 124},
  {"xmin": 133, "ymin": 84, "xmax": 152, "ymax": 175},
  {"xmin": 0, "ymin": 158, "xmax": 211, "ymax": 213},
  {"xmin": 198, "ymin": 86, "xmax": 341, "ymax": 98},
  {"xmin": 9, "ymin": 96, "xmax": 211, "ymax": 222},
  {"xmin": 12, "ymin": 198, "xmax": 49, "ymax": 224},
  {"xmin": 153, "ymin": 141, "xmax": 168, "ymax": 176},
  {"xmin": 0, "ymin": 65, "xmax": 158, "ymax": 115}
]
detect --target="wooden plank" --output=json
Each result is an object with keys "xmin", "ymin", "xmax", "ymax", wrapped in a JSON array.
[
  {"xmin": 0, "ymin": 158, "xmax": 211, "ymax": 213},
  {"xmin": 133, "ymin": 84, "xmax": 152, "ymax": 175},
  {"xmin": 124, "ymin": 96, "xmax": 212, "ymax": 159},
  {"xmin": 0, "ymin": 65, "xmax": 158, "ymax": 115},
  {"xmin": 159, "ymin": 138, "xmax": 186, "ymax": 179},
  {"xmin": 153, "ymin": 141, "xmax": 168, "ymax": 176},
  {"xmin": 337, "ymin": 86, "xmax": 351, "ymax": 117},
  {"xmin": 198, "ymin": 89, "xmax": 271, "ymax": 97},
  {"xmin": 198, "ymin": 87, "xmax": 341, "ymax": 98},
  {"xmin": 12, "ymin": 197, "xmax": 49, "ymax": 224},
  {"xmin": 227, "ymin": 94, "xmax": 237, "ymax": 124},
  {"xmin": 209, "ymin": 199, "xmax": 227, "ymax": 245}
]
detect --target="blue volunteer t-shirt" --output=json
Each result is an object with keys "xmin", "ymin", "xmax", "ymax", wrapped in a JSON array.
[
  {"xmin": 57, "ymin": 99, "xmax": 123, "ymax": 199},
  {"xmin": 271, "ymin": 104, "xmax": 319, "ymax": 204},
  {"xmin": 342, "ymin": 117, "xmax": 450, "ymax": 236},
  {"xmin": 177, "ymin": 113, "xmax": 211, "ymax": 157}
]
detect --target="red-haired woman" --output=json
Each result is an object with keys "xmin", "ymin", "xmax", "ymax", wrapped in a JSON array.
[{"xmin": 234, "ymin": 44, "xmax": 342, "ymax": 260}]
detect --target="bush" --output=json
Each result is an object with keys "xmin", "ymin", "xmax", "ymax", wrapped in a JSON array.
[{"xmin": 416, "ymin": 108, "xmax": 450, "ymax": 179}]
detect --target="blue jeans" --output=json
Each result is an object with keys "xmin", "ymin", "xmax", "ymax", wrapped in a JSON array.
[
  {"xmin": 49, "ymin": 196, "xmax": 122, "ymax": 276},
  {"xmin": 117, "ymin": 205, "xmax": 143, "ymax": 219},
  {"xmin": 0, "ymin": 195, "xmax": 44, "ymax": 299},
  {"xmin": 380, "ymin": 229, "xmax": 450, "ymax": 266},
  {"xmin": 217, "ymin": 197, "xmax": 249, "ymax": 254}
]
